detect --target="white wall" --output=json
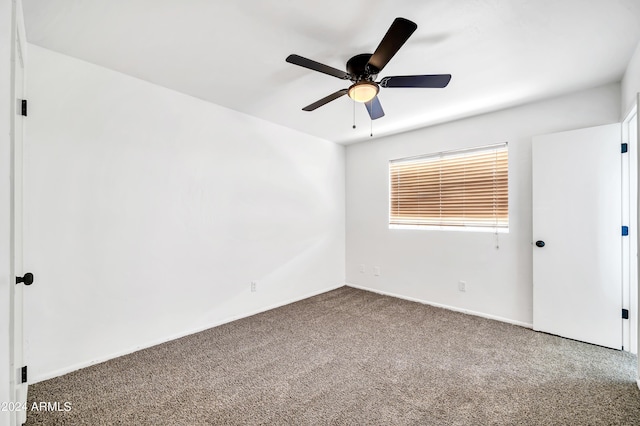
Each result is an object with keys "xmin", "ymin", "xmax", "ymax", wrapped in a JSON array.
[
  {"xmin": 0, "ymin": 0, "xmax": 12, "ymax": 421},
  {"xmin": 622, "ymin": 40, "xmax": 640, "ymax": 115},
  {"xmin": 346, "ymin": 83, "xmax": 621, "ymax": 326},
  {"xmin": 24, "ymin": 45, "xmax": 345, "ymax": 382}
]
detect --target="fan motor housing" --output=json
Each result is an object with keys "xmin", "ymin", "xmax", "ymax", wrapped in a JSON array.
[{"xmin": 346, "ymin": 53, "xmax": 377, "ymax": 81}]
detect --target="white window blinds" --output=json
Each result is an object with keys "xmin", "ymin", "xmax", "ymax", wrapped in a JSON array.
[{"xmin": 389, "ymin": 143, "xmax": 508, "ymax": 230}]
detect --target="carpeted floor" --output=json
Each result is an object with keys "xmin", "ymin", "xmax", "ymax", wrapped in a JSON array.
[{"xmin": 26, "ymin": 286, "xmax": 640, "ymax": 425}]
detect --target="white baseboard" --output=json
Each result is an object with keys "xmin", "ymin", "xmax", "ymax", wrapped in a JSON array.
[
  {"xmin": 345, "ymin": 283, "xmax": 533, "ymax": 329},
  {"xmin": 637, "ymin": 378, "xmax": 640, "ymax": 391},
  {"xmin": 31, "ymin": 284, "xmax": 344, "ymax": 383}
]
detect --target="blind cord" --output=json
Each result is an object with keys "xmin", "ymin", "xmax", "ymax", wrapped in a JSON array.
[{"xmin": 494, "ymin": 149, "xmax": 500, "ymax": 249}]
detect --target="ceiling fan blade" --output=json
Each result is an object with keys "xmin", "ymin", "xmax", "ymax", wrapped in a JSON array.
[
  {"xmin": 302, "ymin": 89, "xmax": 349, "ymax": 111},
  {"xmin": 365, "ymin": 96, "xmax": 385, "ymax": 120},
  {"xmin": 286, "ymin": 54, "xmax": 351, "ymax": 80},
  {"xmin": 367, "ymin": 17, "xmax": 417, "ymax": 74},
  {"xmin": 380, "ymin": 74, "xmax": 452, "ymax": 88}
]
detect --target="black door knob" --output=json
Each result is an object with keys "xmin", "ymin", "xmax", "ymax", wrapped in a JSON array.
[
  {"xmin": 535, "ymin": 241, "xmax": 545, "ymax": 248},
  {"xmin": 16, "ymin": 273, "xmax": 34, "ymax": 286}
]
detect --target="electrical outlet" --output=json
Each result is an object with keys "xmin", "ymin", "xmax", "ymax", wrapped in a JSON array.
[
  {"xmin": 359, "ymin": 264, "xmax": 365, "ymax": 273},
  {"xmin": 374, "ymin": 266, "xmax": 381, "ymax": 276},
  {"xmin": 251, "ymin": 281, "xmax": 257, "ymax": 292},
  {"xmin": 458, "ymin": 281, "xmax": 466, "ymax": 292}
]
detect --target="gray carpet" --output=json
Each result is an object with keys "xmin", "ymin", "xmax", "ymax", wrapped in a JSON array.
[{"xmin": 26, "ymin": 286, "xmax": 640, "ymax": 425}]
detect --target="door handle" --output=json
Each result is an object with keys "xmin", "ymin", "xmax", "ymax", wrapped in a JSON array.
[
  {"xmin": 535, "ymin": 240, "xmax": 545, "ymax": 248},
  {"xmin": 16, "ymin": 273, "xmax": 34, "ymax": 286}
]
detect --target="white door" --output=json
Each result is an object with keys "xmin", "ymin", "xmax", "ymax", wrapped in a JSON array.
[
  {"xmin": 10, "ymin": 5, "xmax": 28, "ymax": 424},
  {"xmin": 532, "ymin": 123, "xmax": 622, "ymax": 349}
]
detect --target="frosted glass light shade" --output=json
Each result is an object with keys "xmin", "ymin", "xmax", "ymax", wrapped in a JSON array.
[{"xmin": 348, "ymin": 82, "xmax": 379, "ymax": 103}]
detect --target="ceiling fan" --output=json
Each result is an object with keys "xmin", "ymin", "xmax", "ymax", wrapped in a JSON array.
[{"xmin": 286, "ymin": 17, "xmax": 451, "ymax": 120}]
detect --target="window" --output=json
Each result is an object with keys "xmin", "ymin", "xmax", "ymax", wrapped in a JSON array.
[{"xmin": 389, "ymin": 143, "xmax": 508, "ymax": 231}]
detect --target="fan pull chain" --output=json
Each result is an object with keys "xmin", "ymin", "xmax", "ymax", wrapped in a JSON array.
[
  {"xmin": 352, "ymin": 100, "xmax": 356, "ymax": 129},
  {"xmin": 369, "ymin": 106, "xmax": 373, "ymax": 138}
]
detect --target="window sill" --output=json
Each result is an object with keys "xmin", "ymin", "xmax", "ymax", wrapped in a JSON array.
[{"xmin": 389, "ymin": 224, "xmax": 509, "ymax": 233}]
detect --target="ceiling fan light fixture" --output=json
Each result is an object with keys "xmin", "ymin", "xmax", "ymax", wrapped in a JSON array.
[{"xmin": 348, "ymin": 81, "xmax": 379, "ymax": 103}]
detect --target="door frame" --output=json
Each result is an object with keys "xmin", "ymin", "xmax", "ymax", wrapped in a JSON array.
[
  {"xmin": 8, "ymin": 0, "xmax": 27, "ymax": 424},
  {"xmin": 622, "ymin": 101, "xmax": 638, "ymax": 356},
  {"xmin": 623, "ymin": 95, "xmax": 640, "ymax": 389}
]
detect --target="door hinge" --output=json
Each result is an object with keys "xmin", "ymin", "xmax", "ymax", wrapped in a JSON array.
[
  {"xmin": 21, "ymin": 366, "xmax": 27, "ymax": 383},
  {"xmin": 623, "ymin": 309, "xmax": 629, "ymax": 319},
  {"xmin": 622, "ymin": 226, "xmax": 629, "ymax": 236},
  {"xmin": 21, "ymin": 99, "xmax": 27, "ymax": 117},
  {"xmin": 622, "ymin": 143, "xmax": 628, "ymax": 153}
]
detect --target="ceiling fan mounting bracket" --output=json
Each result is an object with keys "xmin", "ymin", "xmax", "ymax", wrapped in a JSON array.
[{"xmin": 346, "ymin": 53, "xmax": 377, "ymax": 81}]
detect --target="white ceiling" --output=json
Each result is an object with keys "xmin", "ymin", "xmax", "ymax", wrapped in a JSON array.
[{"xmin": 22, "ymin": 0, "xmax": 640, "ymax": 145}]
